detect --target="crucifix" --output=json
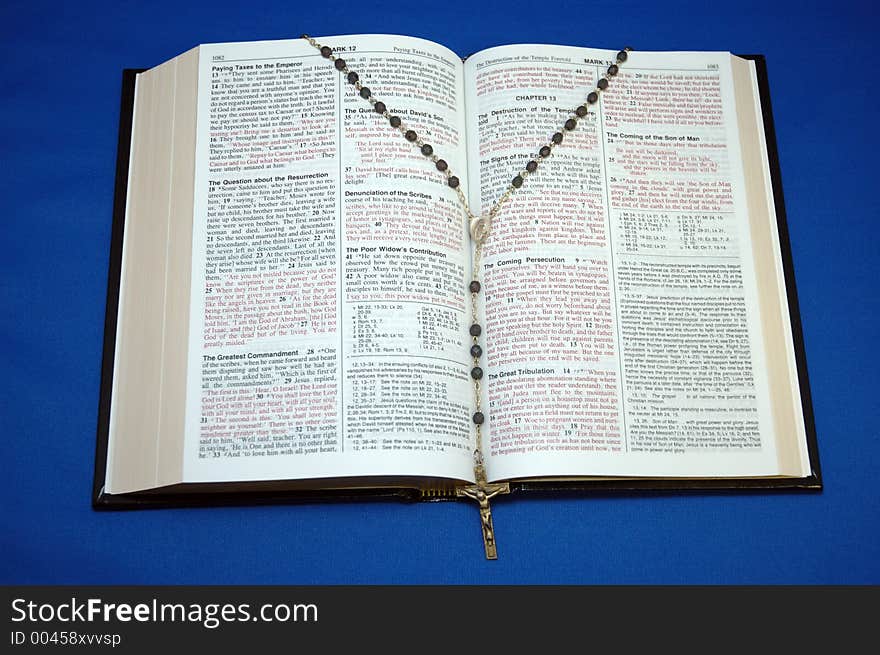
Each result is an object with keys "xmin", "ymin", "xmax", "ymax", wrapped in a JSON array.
[{"xmin": 456, "ymin": 452, "xmax": 509, "ymax": 559}]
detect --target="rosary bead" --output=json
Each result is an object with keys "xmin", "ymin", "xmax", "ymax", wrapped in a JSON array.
[
  {"xmin": 469, "ymin": 323, "xmax": 482, "ymax": 337},
  {"xmin": 469, "ymin": 280, "xmax": 481, "ymax": 293},
  {"xmin": 374, "ymin": 101, "xmax": 387, "ymax": 114},
  {"xmin": 347, "ymin": 71, "xmax": 359, "ymax": 84},
  {"xmin": 539, "ymin": 145, "xmax": 552, "ymax": 158},
  {"xmin": 472, "ymin": 411, "xmax": 485, "ymax": 425},
  {"xmin": 320, "ymin": 46, "xmax": 332, "ymax": 58},
  {"xmin": 448, "ymin": 176, "xmax": 460, "ymax": 188},
  {"xmin": 576, "ymin": 105, "xmax": 588, "ymax": 117},
  {"xmin": 436, "ymin": 159, "xmax": 448, "ymax": 172},
  {"xmin": 526, "ymin": 160, "xmax": 538, "ymax": 173},
  {"xmin": 471, "ymin": 367, "xmax": 483, "ymax": 380},
  {"xmin": 587, "ymin": 92, "xmax": 599, "ymax": 104},
  {"xmin": 389, "ymin": 115, "xmax": 401, "ymax": 128},
  {"xmin": 607, "ymin": 64, "xmax": 619, "ymax": 76},
  {"xmin": 359, "ymin": 87, "xmax": 371, "ymax": 99},
  {"xmin": 334, "ymin": 58, "xmax": 346, "ymax": 71},
  {"xmin": 597, "ymin": 77, "xmax": 609, "ymax": 90},
  {"xmin": 470, "ymin": 344, "xmax": 483, "ymax": 358},
  {"xmin": 512, "ymin": 175, "xmax": 523, "ymax": 188},
  {"xmin": 421, "ymin": 143, "xmax": 433, "ymax": 156},
  {"xmin": 552, "ymin": 132, "xmax": 564, "ymax": 144},
  {"xmin": 405, "ymin": 129, "xmax": 418, "ymax": 142},
  {"xmin": 564, "ymin": 118, "xmax": 577, "ymax": 131},
  {"xmin": 616, "ymin": 50, "xmax": 628, "ymax": 63}
]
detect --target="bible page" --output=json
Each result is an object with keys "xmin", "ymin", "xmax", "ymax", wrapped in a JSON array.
[
  {"xmin": 183, "ymin": 35, "xmax": 475, "ymax": 485},
  {"xmin": 463, "ymin": 45, "xmax": 790, "ymax": 481}
]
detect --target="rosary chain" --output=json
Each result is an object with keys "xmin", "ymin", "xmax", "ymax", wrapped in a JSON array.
[
  {"xmin": 302, "ymin": 34, "xmax": 629, "ymax": 244},
  {"xmin": 303, "ymin": 34, "xmax": 631, "ymax": 475}
]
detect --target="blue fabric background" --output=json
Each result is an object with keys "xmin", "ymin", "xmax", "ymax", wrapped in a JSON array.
[{"xmin": 2, "ymin": 0, "xmax": 877, "ymax": 584}]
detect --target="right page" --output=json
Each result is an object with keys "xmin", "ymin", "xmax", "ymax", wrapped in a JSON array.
[{"xmin": 463, "ymin": 45, "xmax": 807, "ymax": 481}]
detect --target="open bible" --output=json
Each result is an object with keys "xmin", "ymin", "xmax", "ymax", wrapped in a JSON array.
[{"xmin": 95, "ymin": 34, "xmax": 820, "ymax": 558}]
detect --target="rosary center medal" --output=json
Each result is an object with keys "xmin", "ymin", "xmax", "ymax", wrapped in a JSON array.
[{"xmin": 469, "ymin": 214, "xmax": 492, "ymax": 243}]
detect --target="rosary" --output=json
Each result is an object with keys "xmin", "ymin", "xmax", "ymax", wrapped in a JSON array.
[{"xmin": 303, "ymin": 34, "xmax": 630, "ymax": 558}]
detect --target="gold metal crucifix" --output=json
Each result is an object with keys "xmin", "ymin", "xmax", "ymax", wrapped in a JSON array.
[{"xmin": 456, "ymin": 481, "xmax": 510, "ymax": 559}]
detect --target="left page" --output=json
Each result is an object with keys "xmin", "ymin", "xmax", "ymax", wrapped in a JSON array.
[{"xmin": 184, "ymin": 36, "xmax": 475, "ymax": 484}]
